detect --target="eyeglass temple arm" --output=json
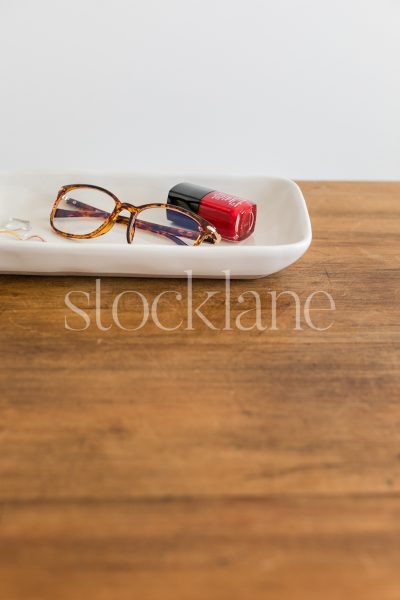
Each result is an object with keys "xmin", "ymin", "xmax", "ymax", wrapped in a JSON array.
[{"xmin": 56, "ymin": 198, "xmax": 200, "ymax": 243}]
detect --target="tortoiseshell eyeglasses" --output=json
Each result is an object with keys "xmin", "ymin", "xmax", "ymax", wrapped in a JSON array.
[{"xmin": 50, "ymin": 184, "xmax": 221, "ymax": 246}]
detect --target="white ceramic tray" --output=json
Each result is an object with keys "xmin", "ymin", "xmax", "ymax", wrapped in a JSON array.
[{"xmin": 0, "ymin": 172, "xmax": 312, "ymax": 279}]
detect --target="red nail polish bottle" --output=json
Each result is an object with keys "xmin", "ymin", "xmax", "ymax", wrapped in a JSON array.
[{"xmin": 167, "ymin": 182, "xmax": 256, "ymax": 241}]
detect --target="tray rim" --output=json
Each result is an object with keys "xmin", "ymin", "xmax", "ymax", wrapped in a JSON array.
[{"xmin": 0, "ymin": 171, "xmax": 312, "ymax": 248}]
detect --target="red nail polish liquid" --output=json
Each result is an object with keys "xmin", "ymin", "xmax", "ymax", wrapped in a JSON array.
[{"xmin": 167, "ymin": 182, "xmax": 256, "ymax": 241}]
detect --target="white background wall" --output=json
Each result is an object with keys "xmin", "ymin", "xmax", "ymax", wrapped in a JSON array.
[{"xmin": 0, "ymin": 0, "xmax": 399, "ymax": 179}]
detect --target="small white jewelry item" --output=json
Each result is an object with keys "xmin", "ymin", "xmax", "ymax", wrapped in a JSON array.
[
  {"xmin": 0, "ymin": 218, "xmax": 46, "ymax": 242},
  {"xmin": 4, "ymin": 217, "xmax": 32, "ymax": 232}
]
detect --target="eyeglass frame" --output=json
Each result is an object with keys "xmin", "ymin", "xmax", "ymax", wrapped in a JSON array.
[{"xmin": 50, "ymin": 183, "xmax": 222, "ymax": 246}]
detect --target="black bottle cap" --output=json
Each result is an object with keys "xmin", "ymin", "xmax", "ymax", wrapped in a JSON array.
[{"xmin": 167, "ymin": 182, "xmax": 215, "ymax": 214}]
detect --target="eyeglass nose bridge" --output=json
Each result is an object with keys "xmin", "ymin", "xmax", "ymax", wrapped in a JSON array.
[
  {"xmin": 119, "ymin": 202, "xmax": 139, "ymax": 215},
  {"xmin": 116, "ymin": 203, "xmax": 139, "ymax": 244},
  {"xmin": 114, "ymin": 203, "xmax": 138, "ymax": 244}
]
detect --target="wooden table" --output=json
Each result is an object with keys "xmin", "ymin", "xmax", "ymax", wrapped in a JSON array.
[{"xmin": 0, "ymin": 182, "xmax": 399, "ymax": 600}]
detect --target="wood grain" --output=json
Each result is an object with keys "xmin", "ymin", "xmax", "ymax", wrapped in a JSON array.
[{"xmin": 0, "ymin": 182, "xmax": 399, "ymax": 600}]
